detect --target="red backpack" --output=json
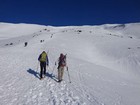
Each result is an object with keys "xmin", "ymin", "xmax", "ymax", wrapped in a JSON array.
[{"xmin": 58, "ymin": 54, "xmax": 66, "ymax": 67}]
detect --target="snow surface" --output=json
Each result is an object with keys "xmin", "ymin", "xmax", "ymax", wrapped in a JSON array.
[{"xmin": 0, "ymin": 22, "xmax": 140, "ymax": 105}]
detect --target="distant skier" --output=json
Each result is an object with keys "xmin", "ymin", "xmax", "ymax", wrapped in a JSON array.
[
  {"xmin": 57, "ymin": 53, "xmax": 67, "ymax": 82},
  {"xmin": 38, "ymin": 51, "xmax": 49, "ymax": 80},
  {"xmin": 24, "ymin": 42, "xmax": 28, "ymax": 47}
]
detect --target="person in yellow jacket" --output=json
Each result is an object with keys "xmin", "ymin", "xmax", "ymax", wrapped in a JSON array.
[{"xmin": 38, "ymin": 51, "xmax": 49, "ymax": 80}]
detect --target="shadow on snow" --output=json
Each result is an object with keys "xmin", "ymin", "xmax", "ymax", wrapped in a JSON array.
[
  {"xmin": 27, "ymin": 68, "xmax": 40, "ymax": 79},
  {"xmin": 46, "ymin": 72, "xmax": 59, "ymax": 82},
  {"xmin": 27, "ymin": 68, "xmax": 58, "ymax": 82}
]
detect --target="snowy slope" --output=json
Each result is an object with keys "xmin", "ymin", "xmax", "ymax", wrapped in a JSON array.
[{"xmin": 0, "ymin": 23, "xmax": 140, "ymax": 105}]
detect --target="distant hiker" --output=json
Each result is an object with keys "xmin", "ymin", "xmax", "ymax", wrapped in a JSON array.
[
  {"xmin": 10, "ymin": 43, "xmax": 13, "ymax": 45},
  {"xmin": 40, "ymin": 40, "xmax": 42, "ymax": 42},
  {"xmin": 24, "ymin": 42, "xmax": 28, "ymax": 47},
  {"xmin": 40, "ymin": 40, "xmax": 44, "ymax": 43},
  {"xmin": 38, "ymin": 51, "xmax": 49, "ymax": 80},
  {"xmin": 51, "ymin": 34, "xmax": 53, "ymax": 38},
  {"xmin": 57, "ymin": 53, "xmax": 67, "ymax": 82}
]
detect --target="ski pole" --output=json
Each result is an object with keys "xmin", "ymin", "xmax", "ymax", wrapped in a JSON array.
[
  {"xmin": 37, "ymin": 61, "xmax": 39, "ymax": 72},
  {"xmin": 67, "ymin": 66, "xmax": 71, "ymax": 83},
  {"xmin": 47, "ymin": 65, "xmax": 49, "ymax": 73},
  {"xmin": 51, "ymin": 62, "xmax": 57, "ymax": 75},
  {"xmin": 47, "ymin": 62, "xmax": 57, "ymax": 81}
]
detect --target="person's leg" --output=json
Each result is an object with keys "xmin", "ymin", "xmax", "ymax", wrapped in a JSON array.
[
  {"xmin": 43, "ymin": 62, "xmax": 46, "ymax": 75},
  {"xmin": 60, "ymin": 67, "xmax": 64, "ymax": 81},
  {"xmin": 58, "ymin": 68, "xmax": 61, "ymax": 81},
  {"xmin": 40, "ymin": 62, "xmax": 43, "ymax": 78}
]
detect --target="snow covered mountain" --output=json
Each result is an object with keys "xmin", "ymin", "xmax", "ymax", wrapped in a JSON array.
[{"xmin": 0, "ymin": 22, "xmax": 140, "ymax": 105}]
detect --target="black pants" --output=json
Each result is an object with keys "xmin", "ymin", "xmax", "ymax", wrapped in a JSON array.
[{"xmin": 40, "ymin": 62, "xmax": 46, "ymax": 78}]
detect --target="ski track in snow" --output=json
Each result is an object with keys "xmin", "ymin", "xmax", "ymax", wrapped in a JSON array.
[
  {"xmin": 70, "ymin": 64, "xmax": 106, "ymax": 105},
  {"xmin": 18, "ymin": 77, "xmax": 83, "ymax": 105}
]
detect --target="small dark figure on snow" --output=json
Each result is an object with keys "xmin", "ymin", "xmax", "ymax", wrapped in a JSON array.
[
  {"xmin": 40, "ymin": 40, "xmax": 45, "ymax": 43},
  {"xmin": 24, "ymin": 42, "xmax": 28, "ymax": 47},
  {"xmin": 57, "ymin": 53, "xmax": 67, "ymax": 82},
  {"xmin": 10, "ymin": 43, "xmax": 13, "ymax": 45},
  {"xmin": 38, "ymin": 51, "xmax": 49, "ymax": 80}
]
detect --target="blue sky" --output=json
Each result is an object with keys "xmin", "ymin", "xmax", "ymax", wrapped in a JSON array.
[{"xmin": 0, "ymin": 0, "xmax": 140, "ymax": 26}]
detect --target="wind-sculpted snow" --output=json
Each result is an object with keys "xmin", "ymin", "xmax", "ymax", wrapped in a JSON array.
[
  {"xmin": 104, "ymin": 23, "xmax": 140, "ymax": 39},
  {"xmin": 0, "ymin": 23, "xmax": 140, "ymax": 105}
]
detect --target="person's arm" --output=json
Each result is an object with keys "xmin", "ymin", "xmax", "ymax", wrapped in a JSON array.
[{"xmin": 38, "ymin": 54, "xmax": 41, "ymax": 61}]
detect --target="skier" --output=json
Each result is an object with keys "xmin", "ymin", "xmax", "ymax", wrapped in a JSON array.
[
  {"xmin": 38, "ymin": 51, "xmax": 49, "ymax": 80},
  {"xmin": 24, "ymin": 42, "xmax": 28, "ymax": 47},
  {"xmin": 57, "ymin": 53, "xmax": 67, "ymax": 82}
]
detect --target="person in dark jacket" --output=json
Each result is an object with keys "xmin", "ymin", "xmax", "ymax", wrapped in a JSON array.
[
  {"xmin": 24, "ymin": 42, "xmax": 28, "ymax": 47},
  {"xmin": 38, "ymin": 51, "xmax": 49, "ymax": 80}
]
